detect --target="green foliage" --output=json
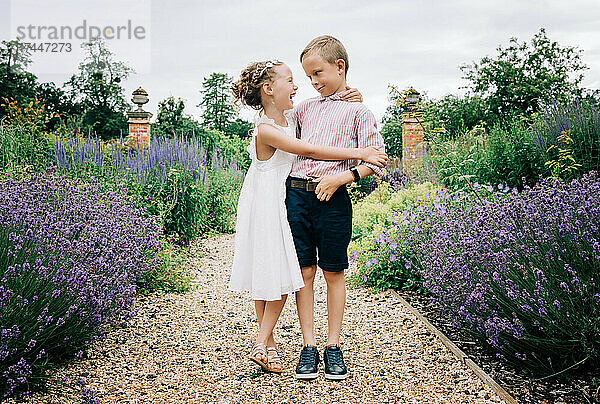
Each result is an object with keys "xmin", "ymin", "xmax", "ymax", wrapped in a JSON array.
[
  {"xmin": 224, "ymin": 117, "xmax": 253, "ymax": 138},
  {"xmin": 431, "ymin": 119, "xmax": 547, "ymax": 190},
  {"xmin": 197, "ymin": 73, "xmax": 253, "ymax": 139},
  {"xmin": 0, "ymin": 101, "xmax": 51, "ymax": 173},
  {"xmin": 0, "ymin": 40, "xmax": 38, "ymax": 119},
  {"xmin": 348, "ymin": 175, "xmax": 379, "ymax": 204},
  {"xmin": 349, "ymin": 181, "xmax": 440, "ymax": 252},
  {"xmin": 534, "ymin": 98, "xmax": 600, "ymax": 178},
  {"xmin": 136, "ymin": 237, "xmax": 194, "ymax": 295},
  {"xmin": 198, "ymin": 73, "xmax": 236, "ymax": 132},
  {"xmin": 422, "ymin": 94, "xmax": 492, "ymax": 141},
  {"xmin": 153, "ymin": 96, "xmax": 203, "ymax": 138},
  {"xmin": 379, "ymin": 119, "xmax": 403, "ymax": 158},
  {"xmin": 349, "ymin": 182, "xmax": 440, "ymax": 292},
  {"xmin": 65, "ymin": 37, "xmax": 132, "ymax": 139},
  {"xmin": 545, "ymin": 130, "xmax": 582, "ymax": 180},
  {"xmin": 155, "ymin": 96, "xmax": 186, "ymax": 136},
  {"xmin": 199, "ymin": 128, "xmax": 252, "ymax": 172},
  {"xmin": 461, "ymin": 28, "xmax": 587, "ymax": 120}
]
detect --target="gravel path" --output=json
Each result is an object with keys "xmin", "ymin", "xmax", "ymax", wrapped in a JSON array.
[{"xmin": 12, "ymin": 234, "xmax": 503, "ymax": 403}]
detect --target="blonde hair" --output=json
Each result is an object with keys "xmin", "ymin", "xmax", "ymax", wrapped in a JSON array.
[
  {"xmin": 231, "ymin": 60, "xmax": 283, "ymax": 110},
  {"xmin": 300, "ymin": 35, "xmax": 349, "ymax": 76}
]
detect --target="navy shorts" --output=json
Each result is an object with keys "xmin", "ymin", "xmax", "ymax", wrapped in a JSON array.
[{"xmin": 285, "ymin": 176, "xmax": 352, "ymax": 272}]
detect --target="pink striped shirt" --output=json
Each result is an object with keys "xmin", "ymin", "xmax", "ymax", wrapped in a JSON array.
[{"xmin": 290, "ymin": 93, "xmax": 385, "ymax": 180}]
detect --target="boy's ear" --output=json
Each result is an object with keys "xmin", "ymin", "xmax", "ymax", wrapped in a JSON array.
[{"xmin": 336, "ymin": 59, "xmax": 346, "ymax": 76}]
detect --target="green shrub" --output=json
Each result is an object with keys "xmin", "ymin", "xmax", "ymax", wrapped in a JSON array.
[
  {"xmin": 380, "ymin": 119, "xmax": 403, "ymax": 158},
  {"xmin": 136, "ymin": 237, "xmax": 194, "ymax": 295},
  {"xmin": 350, "ymin": 181, "xmax": 440, "ymax": 245},
  {"xmin": 423, "ymin": 94, "xmax": 492, "ymax": 141},
  {"xmin": 430, "ymin": 119, "xmax": 546, "ymax": 190}
]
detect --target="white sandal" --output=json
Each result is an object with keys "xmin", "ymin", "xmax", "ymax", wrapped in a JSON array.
[
  {"xmin": 266, "ymin": 346, "xmax": 283, "ymax": 374},
  {"xmin": 248, "ymin": 342, "xmax": 269, "ymax": 371}
]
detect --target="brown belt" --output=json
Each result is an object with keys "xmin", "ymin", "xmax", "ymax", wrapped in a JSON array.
[{"xmin": 288, "ymin": 178, "xmax": 318, "ymax": 192}]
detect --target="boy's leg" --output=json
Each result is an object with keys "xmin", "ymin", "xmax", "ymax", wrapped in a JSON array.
[
  {"xmin": 314, "ymin": 186, "xmax": 351, "ymax": 380},
  {"xmin": 286, "ymin": 181, "xmax": 321, "ymax": 380},
  {"xmin": 322, "ymin": 270, "xmax": 346, "ymax": 346},
  {"xmin": 295, "ymin": 264, "xmax": 318, "ymax": 346}
]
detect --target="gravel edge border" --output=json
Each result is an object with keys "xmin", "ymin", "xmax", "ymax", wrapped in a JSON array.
[{"xmin": 389, "ymin": 289, "xmax": 518, "ymax": 404}]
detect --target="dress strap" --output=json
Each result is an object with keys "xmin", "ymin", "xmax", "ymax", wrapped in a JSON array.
[{"xmin": 252, "ymin": 113, "xmax": 278, "ymax": 136}]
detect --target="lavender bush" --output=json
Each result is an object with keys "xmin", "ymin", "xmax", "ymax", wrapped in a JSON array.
[
  {"xmin": 421, "ymin": 174, "xmax": 598, "ymax": 374},
  {"xmin": 51, "ymin": 135, "xmax": 244, "ymax": 242},
  {"xmin": 535, "ymin": 98, "xmax": 600, "ymax": 176},
  {"xmin": 0, "ymin": 172, "xmax": 162, "ymax": 399},
  {"xmin": 355, "ymin": 173, "xmax": 600, "ymax": 375}
]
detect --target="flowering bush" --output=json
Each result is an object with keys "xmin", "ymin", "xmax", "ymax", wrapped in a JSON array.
[
  {"xmin": 409, "ymin": 173, "xmax": 599, "ymax": 374},
  {"xmin": 0, "ymin": 172, "xmax": 162, "ymax": 399},
  {"xmin": 535, "ymin": 98, "xmax": 600, "ymax": 177},
  {"xmin": 350, "ymin": 181, "xmax": 440, "ymax": 246},
  {"xmin": 354, "ymin": 173, "xmax": 600, "ymax": 375},
  {"xmin": 349, "ymin": 182, "xmax": 441, "ymax": 292},
  {"xmin": 51, "ymin": 135, "xmax": 244, "ymax": 242}
]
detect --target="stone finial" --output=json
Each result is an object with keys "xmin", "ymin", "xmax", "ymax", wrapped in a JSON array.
[
  {"xmin": 126, "ymin": 87, "xmax": 153, "ymax": 150},
  {"xmin": 131, "ymin": 87, "xmax": 149, "ymax": 112}
]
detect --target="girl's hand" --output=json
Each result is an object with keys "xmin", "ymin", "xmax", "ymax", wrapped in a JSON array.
[
  {"xmin": 338, "ymin": 85, "xmax": 363, "ymax": 103},
  {"xmin": 361, "ymin": 146, "xmax": 388, "ymax": 167}
]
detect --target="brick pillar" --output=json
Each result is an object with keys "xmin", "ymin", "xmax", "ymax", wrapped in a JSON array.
[
  {"xmin": 402, "ymin": 114, "xmax": 424, "ymax": 171},
  {"xmin": 126, "ymin": 87, "xmax": 152, "ymax": 150}
]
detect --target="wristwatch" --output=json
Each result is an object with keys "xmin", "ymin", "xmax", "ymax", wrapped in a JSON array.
[{"xmin": 349, "ymin": 165, "xmax": 361, "ymax": 182}]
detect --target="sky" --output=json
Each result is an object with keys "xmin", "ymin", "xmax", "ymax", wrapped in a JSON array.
[{"xmin": 2, "ymin": 0, "xmax": 600, "ymax": 125}]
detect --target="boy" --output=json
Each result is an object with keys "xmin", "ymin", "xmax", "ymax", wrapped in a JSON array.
[{"xmin": 286, "ymin": 35, "xmax": 386, "ymax": 380}]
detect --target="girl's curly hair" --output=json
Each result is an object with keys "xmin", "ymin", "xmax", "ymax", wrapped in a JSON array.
[{"xmin": 232, "ymin": 60, "xmax": 283, "ymax": 110}]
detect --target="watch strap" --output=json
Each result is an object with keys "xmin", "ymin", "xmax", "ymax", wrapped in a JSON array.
[{"xmin": 349, "ymin": 165, "xmax": 360, "ymax": 182}]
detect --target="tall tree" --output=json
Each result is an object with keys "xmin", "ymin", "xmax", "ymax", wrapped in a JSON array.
[
  {"xmin": 461, "ymin": 28, "xmax": 588, "ymax": 120},
  {"xmin": 154, "ymin": 96, "xmax": 205, "ymax": 137},
  {"xmin": 65, "ymin": 37, "xmax": 133, "ymax": 139},
  {"xmin": 197, "ymin": 73, "xmax": 235, "ymax": 133},
  {"xmin": 0, "ymin": 40, "xmax": 38, "ymax": 118}
]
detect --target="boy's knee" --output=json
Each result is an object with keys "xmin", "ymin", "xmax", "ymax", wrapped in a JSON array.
[
  {"xmin": 323, "ymin": 270, "xmax": 345, "ymax": 285},
  {"xmin": 301, "ymin": 265, "xmax": 317, "ymax": 283}
]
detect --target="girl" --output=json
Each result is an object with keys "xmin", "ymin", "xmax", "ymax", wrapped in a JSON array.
[{"xmin": 229, "ymin": 60, "xmax": 387, "ymax": 373}]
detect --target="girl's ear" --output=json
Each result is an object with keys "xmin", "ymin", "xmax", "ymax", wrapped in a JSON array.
[{"xmin": 262, "ymin": 81, "xmax": 273, "ymax": 96}]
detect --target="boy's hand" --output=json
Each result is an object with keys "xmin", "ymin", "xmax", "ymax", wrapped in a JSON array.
[
  {"xmin": 313, "ymin": 173, "xmax": 344, "ymax": 202},
  {"xmin": 338, "ymin": 85, "xmax": 362, "ymax": 103}
]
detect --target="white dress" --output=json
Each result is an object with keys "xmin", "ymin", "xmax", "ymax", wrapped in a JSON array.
[{"xmin": 228, "ymin": 111, "xmax": 305, "ymax": 301}]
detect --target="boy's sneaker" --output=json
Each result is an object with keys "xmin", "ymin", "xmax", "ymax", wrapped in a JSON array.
[
  {"xmin": 295, "ymin": 345, "xmax": 320, "ymax": 380},
  {"xmin": 323, "ymin": 345, "xmax": 348, "ymax": 380}
]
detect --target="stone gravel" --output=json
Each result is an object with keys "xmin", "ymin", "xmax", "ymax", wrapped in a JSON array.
[{"xmin": 11, "ymin": 234, "xmax": 503, "ymax": 403}]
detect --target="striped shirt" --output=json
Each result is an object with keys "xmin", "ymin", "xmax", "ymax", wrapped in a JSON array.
[{"xmin": 290, "ymin": 92, "xmax": 385, "ymax": 180}]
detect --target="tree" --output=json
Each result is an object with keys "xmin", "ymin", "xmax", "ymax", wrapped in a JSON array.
[
  {"xmin": 422, "ymin": 94, "xmax": 492, "ymax": 141},
  {"xmin": 461, "ymin": 28, "xmax": 588, "ymax": 120},
  {"xmin": 224, "ymin": 118, "xmax": 253, "ymax": 138},
  {"xmin": 0, "ymin": 40, "xmax": 38, "ymax": 118},
  {"xmin": 156, "ymin": 96, "xmax": 186, "ymax": 135},
  {"xmin": 36, "ymin": 82, "xmax": 82, "ymax": 131},
  {"xmin": 197, "ymin": 73, "xmax": 236, "ymax": 133},
  {"xmin": 65, "ymin": 37, "xmax": 133, "ymax": 139},
  {"xmin": 380, "ymin": 119, "xmax": 403, "ymax": 158},
  {"xmin": 154, "ymin": 96, "xmax": 204, "ymax": 137}
]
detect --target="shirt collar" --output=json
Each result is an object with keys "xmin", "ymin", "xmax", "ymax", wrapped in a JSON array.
[{"xmin": 320, "ymin": 92, "xmax": 343, "ymax": 101}]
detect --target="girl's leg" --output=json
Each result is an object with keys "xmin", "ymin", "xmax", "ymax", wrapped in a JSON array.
[
  {"xmin": 256, "ymin": 295, "xmax": 287, "ymax": 345},
  {"xmin": 254, "ymin": 301, "xmax": 276, "ymax": 346},
  {"xmin": 251, "ymin": 300, "xmax": 268, "ymax": 363}
]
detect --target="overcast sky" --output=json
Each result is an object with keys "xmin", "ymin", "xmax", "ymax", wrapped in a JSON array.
[{"xmin": 2, "ymin": 0, "xmax": 600, "ymax": 124}]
